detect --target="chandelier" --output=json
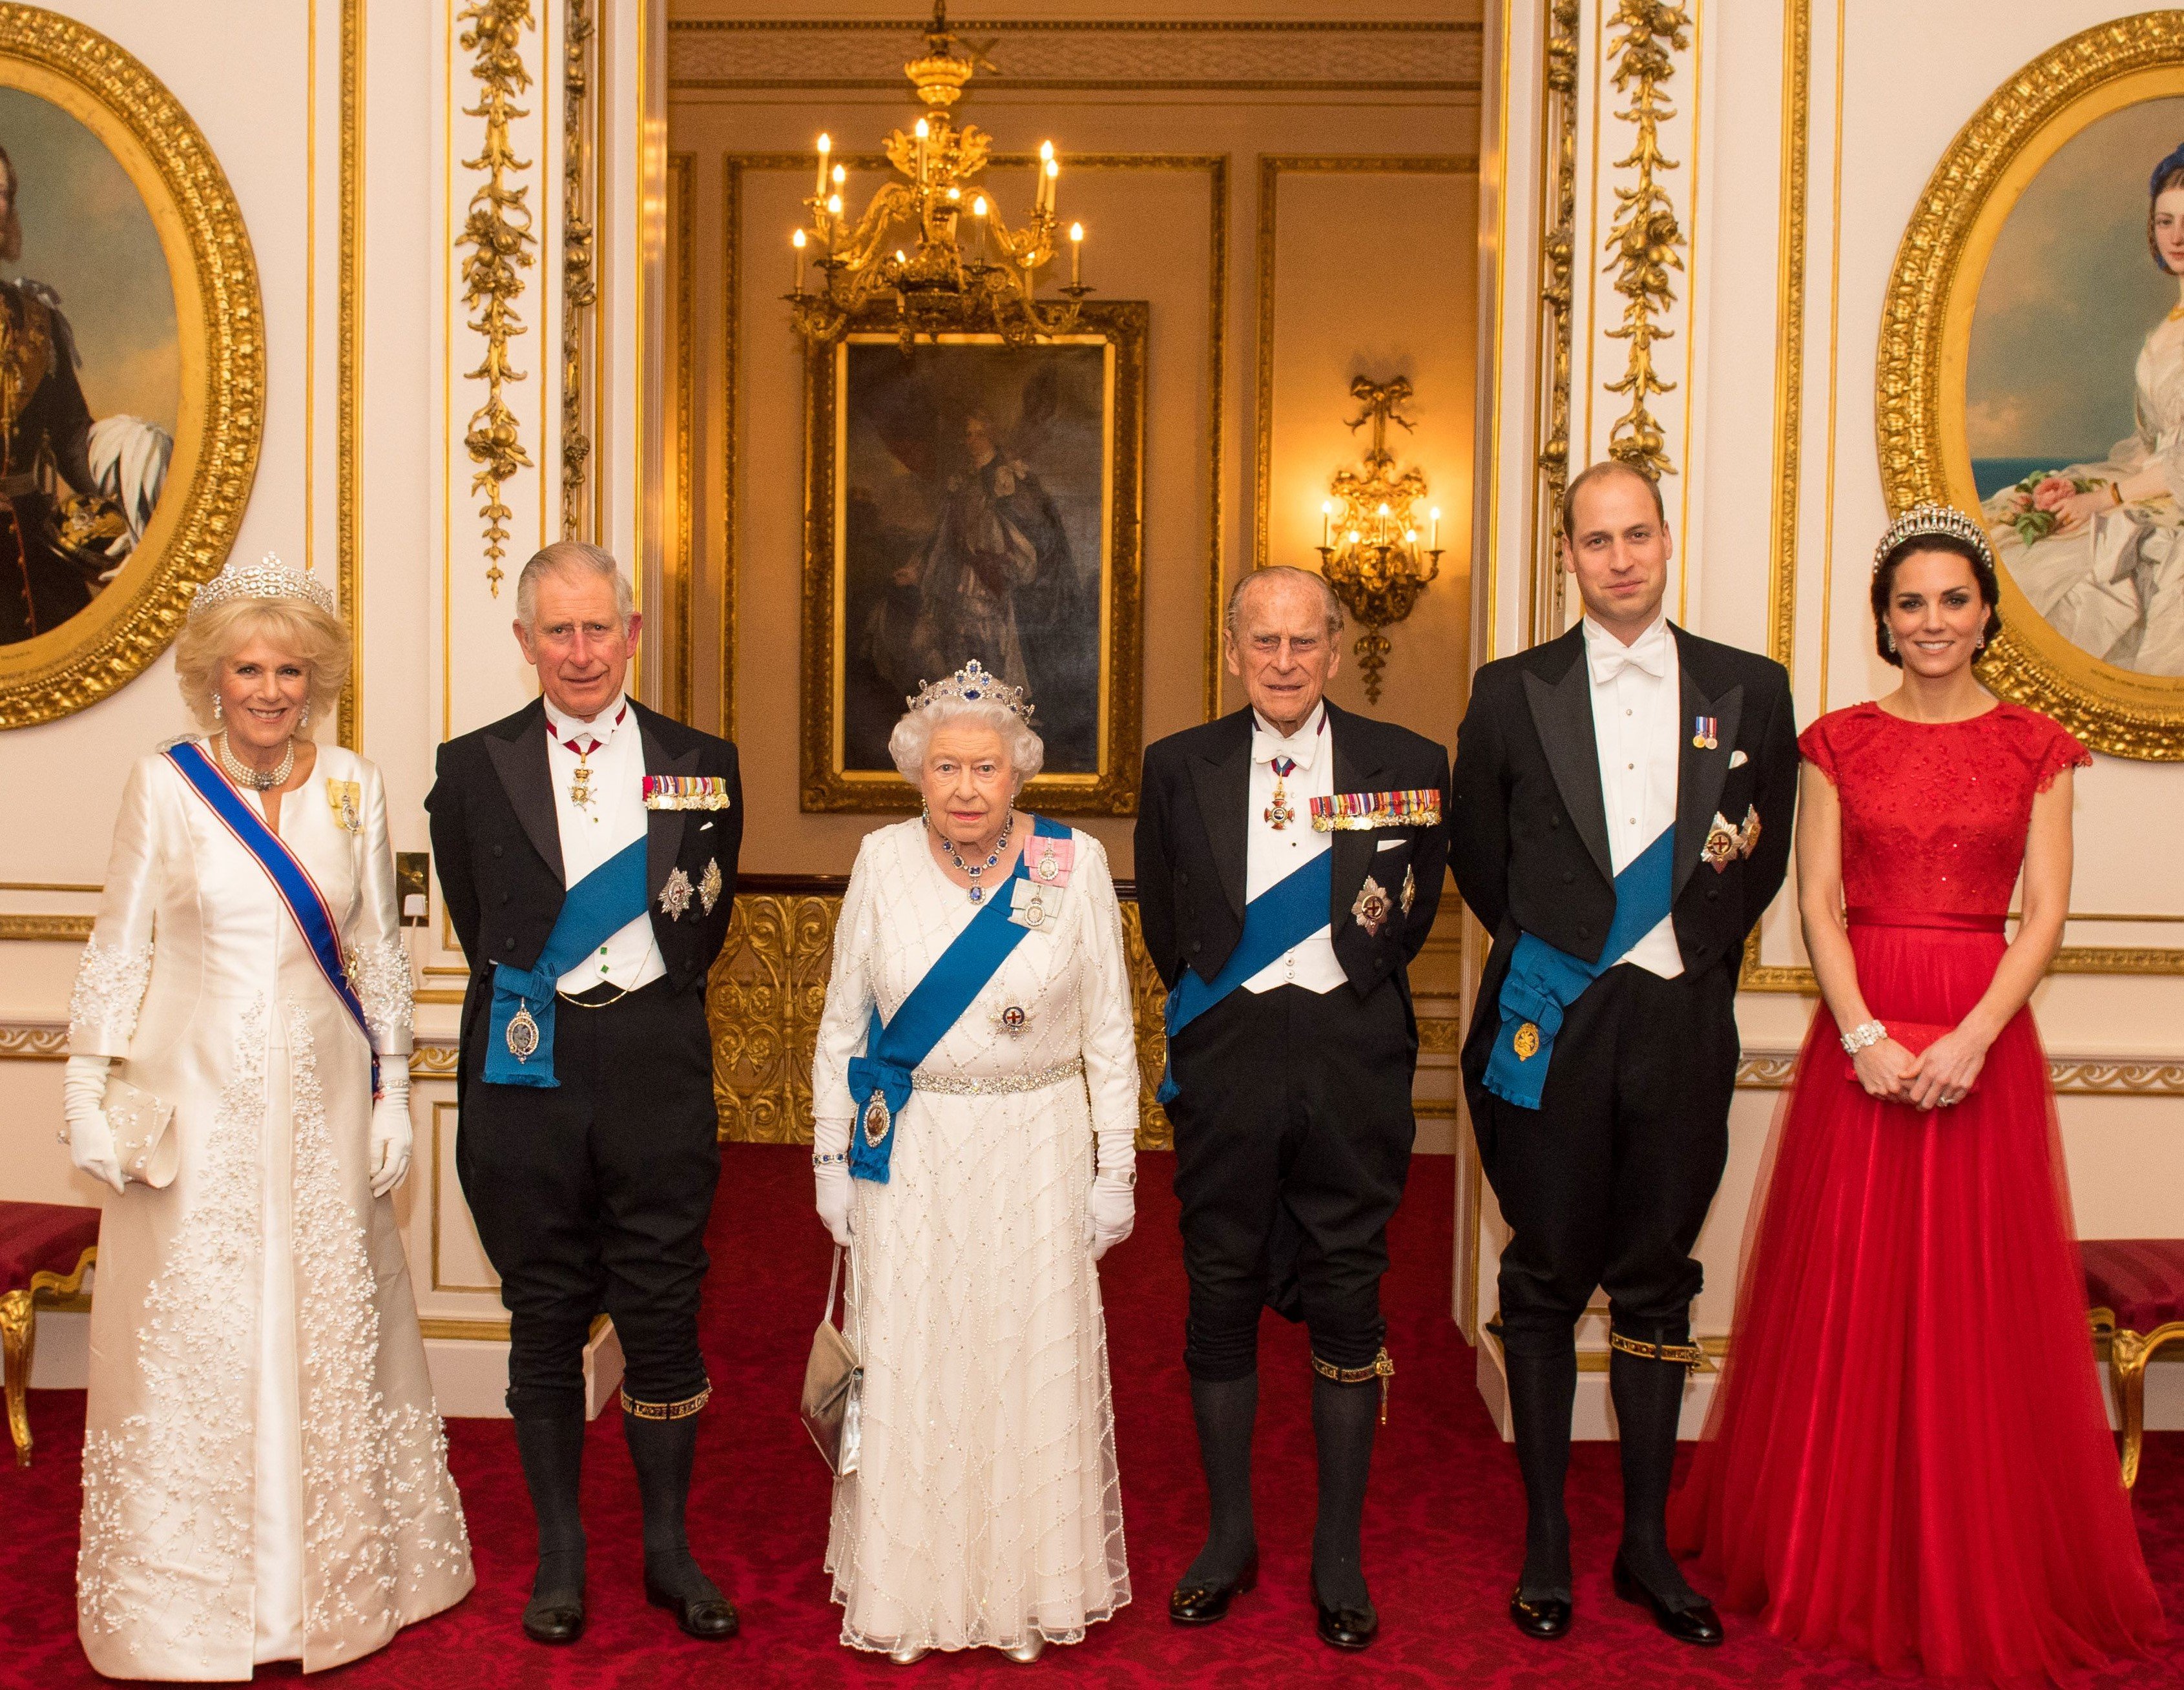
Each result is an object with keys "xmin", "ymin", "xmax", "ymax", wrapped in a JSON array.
[
  {"xmin": 1315, "ymin": 376, "xmax": 1444, "ymax": 705},
  {"xmin": 787, "ymin": 1, "xmax": 1089, "ymax": 350}
]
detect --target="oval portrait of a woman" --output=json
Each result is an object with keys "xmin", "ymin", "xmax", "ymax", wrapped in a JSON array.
[
  {"xmin": 0, "ymin": 84, "xmax": 177, "ymax": 648},
  {"xmin": 1971, "ymin": 98, "xmax": 2184, "ymax": 677}
]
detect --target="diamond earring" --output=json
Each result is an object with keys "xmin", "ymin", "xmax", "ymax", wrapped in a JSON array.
[
  {"xmin": 1885, "ymin": 628, "xmax": 1898, "ymax": 654},
  {"xmin": 298, "ymin": 702, "xmax": 309, "ymax": 731},
  {"xmin": 212, "ymin": 694, "xmax": 224, "ymax": 722}
]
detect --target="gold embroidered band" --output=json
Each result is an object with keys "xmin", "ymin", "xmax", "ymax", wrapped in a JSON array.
[
  {"xmin": 1311, "ymin": 1346, "xmax": 1395, "ymax": 1425},
  {"xmin": 1607, "ymin": 1331, "xmax": 1705, "ymax": 1369},
  {"xmin": 620, "ymin": 1382, "xmax": 713, "ymax": 1420}
]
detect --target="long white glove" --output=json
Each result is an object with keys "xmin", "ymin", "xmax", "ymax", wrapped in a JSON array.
[
  {"xmin": 369, "ymin": 1069, "xmax": 413, "ymax": 1197},
  {"xmin": 1087, "ymin": 1171, "xmax": 1135, "ymax": 1261},
  {"xmin": 62, "ymin": 1054, "xmax": 125, "ymax": 1195},
  {"xmin": 814, "ymin": 1115, "xmax": 854, "ymax": 1246}
]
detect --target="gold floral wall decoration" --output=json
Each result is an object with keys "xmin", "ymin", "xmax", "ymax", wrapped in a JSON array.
[
  {"xmin": 559, "ymin": 0, "xmax": 594, "ymax": 539},
  {"xmin": 1601, "ymin": 0, "xmax": 1689, "ymax": 485},
  {"xmin": 1532, "ymin": 0, "xmax": 1579, "ymax": 641},
  {"xmin": 457, "ymin": 0, "xmax": 536, "ymax": 596}
]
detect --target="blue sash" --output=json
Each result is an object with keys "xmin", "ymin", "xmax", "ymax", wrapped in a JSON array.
[
  {"xmin": 164, "ymin": 741, "xmax": 378, "ymax": 1089},
  {"xmin": 847, "ymin": 814, "xmax": 1070, "ymax": 1185},
  {"xmin": 1484, "ymin": 825, "xmax": 1676, "ymax": 1109},
  {"xmin": 1155, "ymin": 850, "xmax": 1334, "ymax": 1106},
  {"xmin": 481, "ymin": 836, "xmax": 649, "ymax": 1087}
]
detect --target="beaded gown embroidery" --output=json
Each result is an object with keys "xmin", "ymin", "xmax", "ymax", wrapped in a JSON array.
[
  {"xmin": 67, "ymin": 745, "xmax": 472, "ymax": 1680},
  {"xmin": 812, "ymin": 820, "xmax": 1137, "ymax": 1654},
  {"xmin": 1669, "ymin": 703, "xmax": 2165, "ymax": 1682}
]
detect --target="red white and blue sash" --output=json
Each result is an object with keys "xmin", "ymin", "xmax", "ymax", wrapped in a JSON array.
[{"xmin": 163, "ymin": 741, "xmax": 377, "ymax": 1086}]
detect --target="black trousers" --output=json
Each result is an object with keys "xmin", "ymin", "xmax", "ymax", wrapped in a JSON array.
[
  {"xmin": 1473, "ymin": 962, "xmax": 1738, "ymax": 1343},
  {"xmin": 1165, "ymin": 981, "xmax": 1417, "ymax": 1380},
  {"xmin": 457, "ymin": 976, "xmax": 721, "ymax": 1418}
]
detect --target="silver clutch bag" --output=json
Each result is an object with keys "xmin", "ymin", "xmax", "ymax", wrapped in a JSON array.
[
  {"xmin": 800, "ymin": 1245, "xmax": 862, "ymax": 1476},
  {"xmin": 104, "ymin": 1074, "xmax": 177, "ymax": 1188}
]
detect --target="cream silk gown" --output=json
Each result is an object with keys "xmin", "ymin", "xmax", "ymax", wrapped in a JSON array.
[
  {"xmin": 812, "ymin": 820, "xmax": 1137, "ymax": 1655},
  {"xmin": 67, "ymin": 741, "xmax": 472, "ymax": 1680}
]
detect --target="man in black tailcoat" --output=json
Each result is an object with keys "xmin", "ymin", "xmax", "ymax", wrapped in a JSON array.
[
  {"xmin": 1450, "ymin": 462, "xmax": 1798, "ymax": 1647},
  {"xmin": 1136, "ymin": 564, "xmax": 1450, "ymax": 1653},
  {"xmin": 428, "ymin": 541, "xmax": 743, "ymax": 1646}
]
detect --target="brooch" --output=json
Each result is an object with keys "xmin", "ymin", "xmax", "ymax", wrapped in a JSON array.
[
  {"xmin": 643, "ymin": 776, "xmax": 733, "ymax": 810},
  {"xmin": 1351, "ymin": 874, "xmax": 1391, "ymax": 937},
  {"xmin": 1701, "ymin": 812, "xmax": 1741, "ymax": 872},
  {"xmin": 1009, "ymin": 878, "xmax": 1058, "ymax": 931},
  {"xmin": 660, "ymin": 865, "xmax": 694, "ymax": 919},
  {"xmin": 861, "ymin": 1089, "xmax": 891, "ymax": 1148},
  {"xmin": 993, "ymin": 1004, "xmax": 1030, "ymax": 1038},
  {"xmin": 1030, "ymin": 836, "xmax": 1075, "ymax": 887},
  {"xmin": 506, "ymin": 1002, "xmax": 541, "ymax": 1062},
  {"xmin": 699, "ymin": 858, "xmax": 723, "ymax": 915},
  {"xmin": 326, "ymin": 779, "xmax": 362, "ymax": 832}
]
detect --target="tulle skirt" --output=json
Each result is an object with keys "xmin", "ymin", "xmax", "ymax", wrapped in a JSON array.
[{"xmin": 1668, "ymin": 917, "xmax": 2165, "ymax": 1682}]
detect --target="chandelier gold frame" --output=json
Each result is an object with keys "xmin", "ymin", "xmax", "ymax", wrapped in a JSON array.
[{"xmin": 1315, "ymin": 376, "xmax": 1442, "ymax": 705}]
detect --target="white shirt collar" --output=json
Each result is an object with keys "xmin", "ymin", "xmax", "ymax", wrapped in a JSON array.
[
  {"xmin": 1251, "ymin": 699, "xmax": 1328, "ymax": 770},
  {"xmin": 546, "ymin": 692, "xmax": 630, "ymax": 749},
  {"xmin": 1582, "ymin": 610, "xmax": 1672, "ymax": 685}
]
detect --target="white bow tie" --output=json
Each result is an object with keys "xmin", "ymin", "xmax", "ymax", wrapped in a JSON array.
[{"xmin": 1588, "ymin": 634, "xmax": 1667, "ymax": 684}]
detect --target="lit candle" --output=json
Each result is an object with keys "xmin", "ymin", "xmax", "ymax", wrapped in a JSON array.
[
  {"xmin": 1068, "ymin": 221, "xmax": 1083, "ymax": 287},
  {"xmin": 1043, "ymin": 157, "xmax": 1059, "ymax": 215},
  {"xmin": 833, "ymin": 163, "xmax": 846, "ymax": 189},
  {"xmin": 1430, "ymin": 506, "xmax": 1441, "ymax": 549},
  {"xmin": 815, "ymin": 132, "xmax": 831, "ymax": 199},
  {"xmin": 915, "ymin": 116, "xmax": 930, "ymax": 183},
  {"xmin": 1320, "ymin": 500, "xmax": 1333, "ymax": 547},
  {"xmin": 1039, "ymin": 141, "xmax": 1056, "ymax": 213},
  {"xmin": 792, "ymin": 227, "xmax": 806, "ymax": 293},
  {"xmin": 972, "ymin": 194, "xmax": 988, "ymax": 263},
  {"xmin": 826, "ymin": 192, "xmax": 843, "ymax": 220}
]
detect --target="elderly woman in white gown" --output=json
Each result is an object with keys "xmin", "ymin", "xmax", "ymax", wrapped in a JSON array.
[
  {"xmin": 1982, "ymin": 143, "xmax": 2184, "ymax": 675},
  {"xmin": 61, "ymin": 553, "xmax": 472, "ymax": 1679},
  {"xmin": 810, "ymin": 660, "xmax": 1139, "ymax": 1664}
]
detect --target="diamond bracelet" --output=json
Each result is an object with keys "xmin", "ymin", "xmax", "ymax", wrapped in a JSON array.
[
  {"xmin": 811, "ymin": 1150, "xmax": 848, "ymax": 1169},
  {"xmin": 1839, "ymin": 1020, "xmax": 1888, "ymax": 1056}
]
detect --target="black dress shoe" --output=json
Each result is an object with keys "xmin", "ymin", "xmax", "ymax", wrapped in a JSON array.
[
  {"xmin": 520, "ymin": 1590, "xmax": 585, "ymax": 1645},
  {"xmin": 1508, "ymin": 1585, "xmax": 1572, "ymax": 1640},
  {"xmin": 1169, "ymin": 1552, "xmax": 1258, "ymax": 1625},
  {"xmin": 1312, "ymin": 1582, "xmax": 1378, "ymax": 1651},
  {"xmin": 645, "ymin": 1576, "xmax": 741, "ymax": 1640},
  {"xmin": 1611, "ymin": 1552, "xmax": 1724, "ymax": 1646}
]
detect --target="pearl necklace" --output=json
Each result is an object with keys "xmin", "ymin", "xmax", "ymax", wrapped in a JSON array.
[
  {"xmin": 217, "ymin": 732, "xmax": 295, "ymax": 791},
  {"xmin": 937, "ymin": 810, "xmax": 1015, "ymax": 905}
]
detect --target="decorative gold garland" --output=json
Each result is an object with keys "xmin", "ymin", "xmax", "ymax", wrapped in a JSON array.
[
  {"xmin": 1600, "ymin": 0, "xmax": 1689, "ymax": 484},
  {"xmin": 560, "ymin": 0, "xmax": 595, "ymax": 538},
  {"xmin": 1532, "ymin": 0, "xmax": 1579, "ymax": 640},
  {"xmin": 456, "ymin": 0, "xmax": 537, "ymax": 597}
]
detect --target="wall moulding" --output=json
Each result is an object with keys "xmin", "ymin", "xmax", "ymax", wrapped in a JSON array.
[
  {"xmin": 1526, "ymin": 0, "xmax": 1577, "ymax": 646},
  {"xmin": 559, "ymin": 0, "xmax": 598, "ymax": 541},
  {"xmin": 335, "ymin": 0, "xmax": 363, "ymax": 746}
]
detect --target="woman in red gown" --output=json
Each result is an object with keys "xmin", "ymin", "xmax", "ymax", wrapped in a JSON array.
[{"xmin": 1667, "ymin": 506, "xmax": 2166, "ymax": 1681}]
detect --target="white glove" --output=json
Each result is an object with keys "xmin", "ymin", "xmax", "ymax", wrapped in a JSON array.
[
  {"xmin": 1087, "ymin": 1172, "xmax": 1136, "ymax": 1261},
  {"xmin": 814, "ymin": 1116, "xmax": 854, "ymax": 1246},
  {"xmin": 63, "ymin": 1054, "xmax": 125, "ymax": 1195},
  {"xmin": 369, "ymin": 1069, "xmax": 413, "ymax": 1197}
]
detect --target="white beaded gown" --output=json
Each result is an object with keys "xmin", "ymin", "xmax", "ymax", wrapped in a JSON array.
[
  {"xmin": 67, "ymin": 743, "xmax": 472, "ymax": 1680},
  {"xmin": 811, "ymin": 819, "xmax": 1138, "ymax": 1654}
]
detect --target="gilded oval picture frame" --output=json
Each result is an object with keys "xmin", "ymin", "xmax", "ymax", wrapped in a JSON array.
[
  {"xmin": 1878, "ymin": 12, "xmax": 2184, "ymax": 759},
  {"xmin": 0, "ymin": 6, "xmax": 261, "ymax": 730}
]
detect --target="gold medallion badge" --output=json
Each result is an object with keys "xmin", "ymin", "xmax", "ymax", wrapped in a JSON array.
[
  {"xmin": 660, "ymin": 865, "xmax": 694, "ymax": 920},
  {"xmin": 698, "ymin": 858, "xmax": 723, "ymax": 915},
  {"xmin": 326, "ymin": 779, "xmax": 362, "ymax": 832},
  {"xmin": 506, "ymin": 1003, "xmax": 541, "ymax": 1062},
  {"xmin": 1513, "ymin": 1021, "xmax": 1541, "ymax": 1061},
  {"xmin": 861, "ymin": 1089, "xmax": 891, "ymax": 1148}
]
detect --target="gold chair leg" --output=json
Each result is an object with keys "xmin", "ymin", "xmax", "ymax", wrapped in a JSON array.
[
  {"xmin": 2111, "ymin": 1328, "xmax": 2150, "ymax": 1490},
  {"xmin": 0, "ymin": 1288, "xmax": 33, "ymax": 1468}
]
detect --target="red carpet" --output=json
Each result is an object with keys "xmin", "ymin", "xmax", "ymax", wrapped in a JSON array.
[{"xmin": 6, "ymin": 1142, "xmax": 2183, "ymax": 1687}]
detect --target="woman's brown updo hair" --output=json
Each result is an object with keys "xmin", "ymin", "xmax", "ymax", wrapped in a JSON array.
[
  {"xmin": 1869, "ymin": 532, "xmax": 2003, "ymax": 668},
  {"xmin": 2151, "ymin": 152, "xmax": 2184, "ymax": 272}
]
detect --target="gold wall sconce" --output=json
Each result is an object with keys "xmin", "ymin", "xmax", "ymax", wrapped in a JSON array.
[{"xmin": 1315, "ymin": 376, "xmax": 1443, "ymax": 705}]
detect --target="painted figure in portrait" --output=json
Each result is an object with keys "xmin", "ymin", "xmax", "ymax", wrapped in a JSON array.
[
  {"xmin": 1970, "ymin": 101, "xmax": 2184, "ymax": 677},
  {"xmin": 0, "ymin": 90, "xmax": 176, "ymax": 646},
  {"xmin": 842, "ymin": 342, "xmax": 1104, "ymax": 776}
]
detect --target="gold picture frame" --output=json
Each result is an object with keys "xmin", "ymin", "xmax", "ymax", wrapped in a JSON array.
[
  {"xmin": 800, "ymin": 302, "xmax": 1146, "ymax": 814},
  {"xmin": 0, "ymin": 7, "xmax": 262, "ymax": 729},
  {"xmin": 1877, "ymin": 14, "xmax": 2184, "ymax": 760}
]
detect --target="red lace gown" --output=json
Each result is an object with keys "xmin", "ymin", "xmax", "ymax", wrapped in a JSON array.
[{"xmin": 1667, "ymin": 701, "xmax": 2166, "ymax": 1682}]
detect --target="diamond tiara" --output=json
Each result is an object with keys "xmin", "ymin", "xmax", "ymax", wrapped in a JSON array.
[
  {"xmin": 1872, "ymin": 503, "xmax": 1995, "ymax": 576},
  {"xmin": 906, "ymin": 658, "xmax": 1035, "ymax": 724},
  {"xmin": 189, "ymin": 551, "xmax": 338, "ymax": 619}
]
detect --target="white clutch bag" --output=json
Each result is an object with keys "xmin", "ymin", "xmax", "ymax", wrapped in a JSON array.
[{"xmin": 103, "ymin": 1075, "xmax": 178, "ymax": 1188}]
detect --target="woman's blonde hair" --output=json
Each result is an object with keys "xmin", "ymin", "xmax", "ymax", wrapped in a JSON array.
[{"xmin": 173, "ymin": 597, "xmax": 351, "ymax": 733}]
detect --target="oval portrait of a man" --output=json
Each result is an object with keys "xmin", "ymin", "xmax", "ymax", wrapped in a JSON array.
[{"xmin": 0, "ymin": 84, "xmax": 176, "ymax": 648}]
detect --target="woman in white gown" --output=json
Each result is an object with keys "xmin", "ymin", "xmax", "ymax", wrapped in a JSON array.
[
  {"xmin": 1982, "ymin": 145, "xmax": 2184, "ymax": 675},
  {"xmin": 810, "ymin": 661, "xmax": 1138, "ymax": 1663},
  {"xmin": 61, "ymin": 553, "xmax": 472, "ymax": 1678}
]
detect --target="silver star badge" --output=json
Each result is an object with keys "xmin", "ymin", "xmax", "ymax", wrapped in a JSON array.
[
  {"xmin": 699, "ymin": 858, "xmax": 722, "ymax": 915},
  {"xmin": 660, "ymin": 865, "xmax": 694, "ymax": 920}
]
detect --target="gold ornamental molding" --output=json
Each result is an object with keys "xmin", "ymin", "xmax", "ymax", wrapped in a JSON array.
[
  {"xmin": 1599, "ymin": 0, "xmax": 1689, "ymax": 486},
  {"xmin": 1742, "ymin": 923, "xmax": 2184, "ymax": 994},
  {"xmin": 1764, "ymin": 0, "xmax": 1811, "ymax": 682},
  {"xmin": 334, "ymin": 0, "xmax": 363, "ymax": 745},
  {"xmin": 1527, "ymin": 0, "xmax": 1579, "ymax": 645},
  {"xmin": 0, "ymin": 6, "xmax": 264, "ymax": 730},
  {"xmin": 456, "ymin": 0, "xmax": 537, "ymax": 597},
  {"xmin": 559, "ymin": 0, "xmax": 595, "ymax": 540},
  {"xmin": 1876, "ymin": 13, "xmax": 2184, "ymax": 759},
  {"xmin": 0, "ymin": 1020, "xmax": 65, "ymax": 1060},
  {"xmin": 1735, "ymin": 1048, "xmax": 2184, "ymax": 1097}
]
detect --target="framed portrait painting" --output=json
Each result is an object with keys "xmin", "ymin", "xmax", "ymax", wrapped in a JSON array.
[
  {"xmin": 0, "ymin": 9, "xmax": 261, "ymax": 730},
  {"xmin": 800, "ymin": 302, "xmax": 1146, "ymax": 813},
  {"xmin": 1879, "ymin": 14, "xmax": 2184, "ymax": 759}
]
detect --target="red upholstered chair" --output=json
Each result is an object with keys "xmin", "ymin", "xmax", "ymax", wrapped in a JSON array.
[
  {"xmin": 0, "ymin": 1201, "xmax": 99, "ymax": 1467},
  {"xmin": 2083, "ymin": 1239, "xmax": 2184, "ymax": 1489}
]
